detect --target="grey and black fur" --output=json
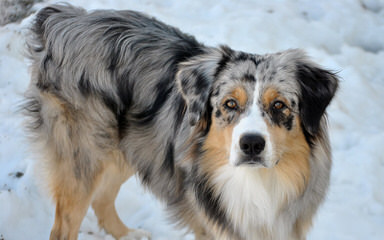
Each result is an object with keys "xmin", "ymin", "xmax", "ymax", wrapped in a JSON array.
[{"xmin": 25, "ymin": 4, "xmax": 338, "ymax": 240}]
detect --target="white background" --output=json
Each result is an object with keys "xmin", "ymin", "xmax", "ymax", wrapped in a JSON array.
[{"xmin": 0, "ymin": 0, "xmax": 384, "ymax": 239}]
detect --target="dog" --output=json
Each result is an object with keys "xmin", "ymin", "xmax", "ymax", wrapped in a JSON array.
[{"xmin": 24, "ymin": 4, "xmax": 339, "ymax": 240}]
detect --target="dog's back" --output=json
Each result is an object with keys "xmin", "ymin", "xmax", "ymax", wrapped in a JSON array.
[{"xmin": 27, "ymin": 4, "xmax": 203, "ymax": 115}]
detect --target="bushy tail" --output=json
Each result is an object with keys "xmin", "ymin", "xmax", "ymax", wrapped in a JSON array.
[
  {"xmin": 28, "ymin": 3, "xmax": 86, "ymax": 54},
  {"xmin": 23, "ymin": 4, "xmax": 86, "ymax": 129}
]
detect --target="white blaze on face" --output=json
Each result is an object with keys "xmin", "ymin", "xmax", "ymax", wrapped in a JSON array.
[{"xmin": 229, "ymin": 82, "xmax": 273, "ymax": 167}]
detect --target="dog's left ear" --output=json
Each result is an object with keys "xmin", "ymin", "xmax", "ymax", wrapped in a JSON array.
[
  {"xmin": 296, "ymin": 61, "xmax": 339, "ymax": 137},
  {"xmin": 176, "ymin": 48, "xmax": 228, "ymax": 126}
]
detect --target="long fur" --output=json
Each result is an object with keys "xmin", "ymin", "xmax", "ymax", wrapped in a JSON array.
[{"xmin": 25, "ymin": 4, "xmax": 338, "ymax": 240}]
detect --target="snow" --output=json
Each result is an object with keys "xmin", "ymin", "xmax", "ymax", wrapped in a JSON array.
[{"xmin": 1, "ymin": 0, "xmax": 384, "ymax": 239}]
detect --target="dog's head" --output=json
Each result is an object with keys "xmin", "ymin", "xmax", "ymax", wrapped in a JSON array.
[{"xmin": 177, "ymin": 47, "xmax": 338, "ymax": 168}]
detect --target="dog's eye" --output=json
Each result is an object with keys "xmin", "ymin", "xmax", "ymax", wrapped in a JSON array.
[
  {"xmin": 225, "ymin": 99, "xmax": 238, "ymax": 110},
  {"xmin": 273, "ymin": 101, "xmax": 285, "ymax": 110}
]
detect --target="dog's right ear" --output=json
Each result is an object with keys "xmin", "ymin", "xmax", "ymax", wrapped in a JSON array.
[{"xmin": 176, "ymin": 47, "xmax": 233, "ymax": 126}]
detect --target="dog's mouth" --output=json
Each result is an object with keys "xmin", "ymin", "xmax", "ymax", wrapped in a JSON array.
[
  {"xmin": 234, "ymin": 156, "xmax": 281, "ymax": 168},
  {"xmin": 235, "ymin": 156, "xmax": 267, "ymax": 167}
]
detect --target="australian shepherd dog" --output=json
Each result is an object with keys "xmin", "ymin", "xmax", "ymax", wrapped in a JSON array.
[{"xmin": 24, "ymin": 4, "xmax": 339, "ymax": 240}]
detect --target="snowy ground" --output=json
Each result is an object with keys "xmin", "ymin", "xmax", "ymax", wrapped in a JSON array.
[{"xmin": 1, "ymin": 0, "xmax": 384, "ymax": 239}]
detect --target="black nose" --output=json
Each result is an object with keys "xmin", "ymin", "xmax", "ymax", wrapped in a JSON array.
[{"xmin": 239, "ymin": 134, "xmax": 265, "ymax": 155}]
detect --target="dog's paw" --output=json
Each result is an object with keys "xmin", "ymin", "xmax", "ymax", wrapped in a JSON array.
[{"xmin": 120, "ymin": 229, "xmax": 152, "ymax": 240}]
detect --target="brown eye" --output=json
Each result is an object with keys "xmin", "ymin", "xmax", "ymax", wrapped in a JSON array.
[
  {"xmin": 225, "ymin": 99, "xmax": 238, "ymax": 110},
  {"xmin": 273, "ymin": 101, "xmax": 285, "ymax": 110}
]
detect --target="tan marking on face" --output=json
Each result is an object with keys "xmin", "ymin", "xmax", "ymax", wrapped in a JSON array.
[
  {"xmin": 263, "ymin": 88, "xmax": 279, "ymax": 106},
  {"xmin": 262, "ymin": 88, "xmax": 290, "ymax": 110},
  {"xmin": 201, "ymin": 117, "xmax": 234, "ymax": 175},
  {"xmin": 219, "ymin": 87, "xmax": 248, "ymax": 116},
  {"xmin": 229, "ymin": 87, "xmax": 248, "ymax": 107},
  {"xmin": 267, "ymin": 116, "xmax": 310, "ymax": 196}
]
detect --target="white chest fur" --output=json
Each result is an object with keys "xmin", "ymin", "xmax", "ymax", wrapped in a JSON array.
[{"xmin": 213, "ymin": 165, "xmax": 296, "ymax": 240}]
